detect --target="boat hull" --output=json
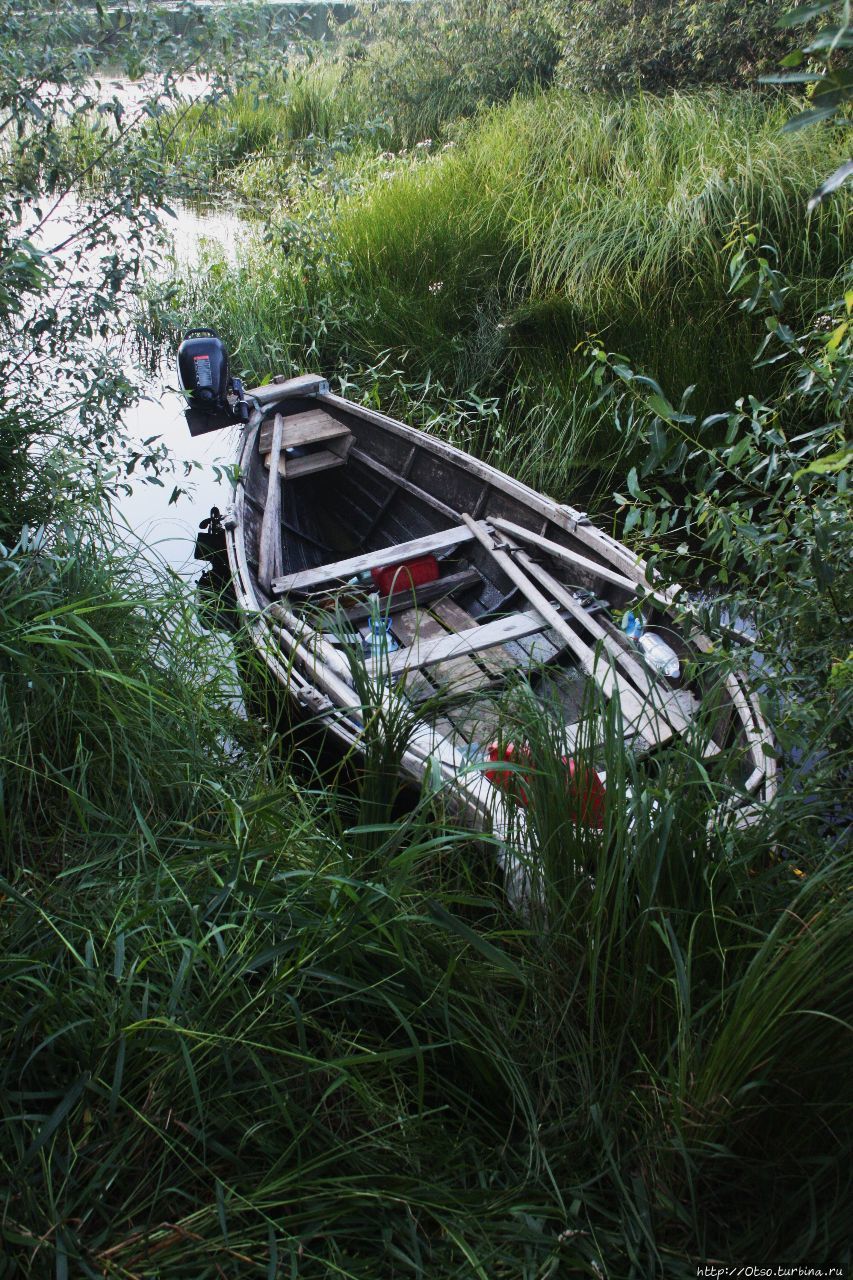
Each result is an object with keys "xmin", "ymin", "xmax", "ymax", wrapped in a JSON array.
[{"xmin": 223, "ymin": 376, "xmax": 776, "ymax": 833}]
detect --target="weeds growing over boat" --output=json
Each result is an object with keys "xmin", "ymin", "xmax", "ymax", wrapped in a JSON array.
[{"xmin": 2, "ymin": 542, "xmax": 849, "ymax": 1274}]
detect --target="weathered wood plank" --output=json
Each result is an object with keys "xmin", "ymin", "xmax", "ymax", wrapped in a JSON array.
[
  {"xmin": 248, "ymin": 374, "xmax": 329, "ymax": 404},
  {"xmin": 393, "ymin": 608, "xmax": 485, "ymax": 696},
  {"xmin": 389, "ymin": 608, "xmax": 550, "ymax": 676},
  {"xmin": 272, "ymin": 524, "xmax": 476, "ymax": 595},
  {"xmin": 260, "ymin": 409, "xmax": 351, "ymax": 452},
  {"xmin": 510, "ymin": 545, "xmax": 691, "ymax": 737},
  {"xmin": 257, "ymin": 413, "xmax": 285, "ymax": 592},
  {"xmin": 490, "ymin": 517, "xmax": 637, "ymax": 593},
  {"xmin": 431, "ymin": 599, "xmax": 515, "ymax": 679},
  {"xmin": 264, "ymin": 448, "xmax": 348, "ymax": 479},
  {"xmin": 349, "ymin": 446, "xmax": 460, "ymax": 522},
  {"xmin": 461, "ymin": 515, "xmax": 675, "ymax": 746},
  {"xmin": 322, "ymin": 390, "xmax": 646, "ymax": 579}
]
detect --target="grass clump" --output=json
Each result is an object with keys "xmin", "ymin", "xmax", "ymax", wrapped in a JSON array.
[
  {"xmin": 2, "ymin": 564, "xmax": 850, "ymax": 1275},
  {"xmin": 175, "ymin": 87, "xmax": 850, "ymax": 485},
  {"xmin": 0, "ymin": 536, "xmax": 532, "ymax": 1274},
  {"xmin": 167, "ymin": 64, "xmax": 355, "ymax": 167}
]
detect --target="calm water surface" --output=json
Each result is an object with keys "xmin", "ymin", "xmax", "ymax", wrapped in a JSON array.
[{"xmin": 119, "ymin": 203, "xmax": 247, "ymax": 578}]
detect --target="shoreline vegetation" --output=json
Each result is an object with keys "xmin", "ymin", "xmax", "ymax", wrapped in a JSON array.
[
  {"xmin": 1, "ymin": 2, "xmax": 851, "ymax": 1275},
  {"xmin": 169, "ymin": 84, "xmax": 849, "ymax": 475}
]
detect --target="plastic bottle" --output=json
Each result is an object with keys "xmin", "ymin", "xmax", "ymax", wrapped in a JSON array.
[
  {"xmin": 623, "ymin": 610, "xmax": 645, "ymax": 640},
  {"xmin": 364, "ymin": 594, "xmax": 399, "ymax": 658},
  {"xmin": 638, "ymin": 632, "xmax": 680, "ymax": 680},
  {"xmin": 622, "ymin": 610, "xmax": 680, "ymax": 679}
]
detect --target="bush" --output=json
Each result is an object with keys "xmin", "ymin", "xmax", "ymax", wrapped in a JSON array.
[
  {"xmin": 555, "ymin": 0, "xmax": 791, "ymax": 92},
  {"xmin": 593, "ymin": 230, "xmax": 852, "ymax": 760},
  {"xmin": 346, "ymin": 0, "xmax": 561, "ymax": 144}
]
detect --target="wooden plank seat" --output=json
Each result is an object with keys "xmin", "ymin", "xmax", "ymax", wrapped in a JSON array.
[
  {"xmin": 271, "ymin": 524, "xmax": 477, "ymax": 596},
  {"xmin": 387, "ymin": 608, "xmax": 553, "ymax": 677},
  {"xmin": 261, "ymin": 408, "xmax": 353, "ymax": 480}
]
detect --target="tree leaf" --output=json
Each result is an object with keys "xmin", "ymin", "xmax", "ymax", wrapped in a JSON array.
[
  {"xmin": 759, "ymin": 71, "xmax": 822, "ymax": 82},
  {"xmin": 782, "ymin": 105, "xmax": 840, "ymax": 131},
  {"xmin": 646, "ymin": 392, "xmax": 676, "ymax": 420},
  {"xmin": 805, "ymin": 28, "xmax": 853, "ymax": 51},
  {"xmin": 794, "ymin": 449, "xmax": 853, "ymax": 477},
  {"xmin": 775, "ymin": 2, "xmax": 833, "ymax": 27},
  {"xmin": 807, "ymin": 159, "xmax": 853, "ymax": 211},
  {"xmin": 827, "ymin": 320, "xmax": 849, "ymax": 351}
]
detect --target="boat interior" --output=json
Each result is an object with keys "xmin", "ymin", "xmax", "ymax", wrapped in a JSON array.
[{"xmin": 234, "ymin": 392, "xmax": 734, "ymax": 763}]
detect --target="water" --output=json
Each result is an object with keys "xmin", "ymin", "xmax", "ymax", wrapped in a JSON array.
[{"xmin": 119, "ymin": 203, "xmax": 248, "ymax": 579}]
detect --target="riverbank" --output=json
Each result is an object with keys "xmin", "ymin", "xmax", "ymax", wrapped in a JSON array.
[
  {"xmin": 170, "ymin": 85, "xmax": 850, "ymax": 490},
  {"xmin": 2, "ymin": 5, "xmax": 851, "ymax": 1275},
  {"xmin": 3, "ymin": 531, "xmax": 851, "ymax": 1277}
]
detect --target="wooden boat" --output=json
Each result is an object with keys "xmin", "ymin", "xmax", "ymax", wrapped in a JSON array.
[{"xmin": 220, "ymin": 372, "xmax": 776, "ymax": 845}]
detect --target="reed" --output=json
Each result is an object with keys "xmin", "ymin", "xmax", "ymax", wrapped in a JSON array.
[
  {"xmin": 1, "ymin": 535, "xmax": 849, "ymax": 1275},
  {"xmin": 172, "ymin": 87, "xmax": 850, "ymax": 488},
  {"xmin": 157, "ymin": 62, "xmax": 367, "ymax": 180}
]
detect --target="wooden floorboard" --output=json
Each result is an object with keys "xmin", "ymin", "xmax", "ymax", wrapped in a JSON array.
[
  {"xmin": 388, "ymin": 609, "xmax": 549, "ymax": 677},
  {"xmin": 431, "ymin": 600, "xmax": 515, "ymax": 680},
  {"xmin": 393, "ymin": 608, "xmax": 487, "ymax": 696}
]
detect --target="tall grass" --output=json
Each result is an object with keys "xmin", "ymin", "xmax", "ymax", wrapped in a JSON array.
[
  {"xmin": 6, "ymin": 52, "xmax": 850, "ymax": 1275},
  {"xmin": 174, "ymin": 88, "xmax": 850, "ymax": 491},
  {"xmin": 1, "ymin": 535, "xmax": 850, "ymax": 1276},
  {"xmin": 156, "ymin": 63, "xmax": 370, "ymax": 184}
]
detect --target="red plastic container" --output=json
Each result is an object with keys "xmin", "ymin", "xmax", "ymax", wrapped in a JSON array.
[
  {"xmin": 371, "ymin": 554, "xmax": 440, "ymax": 598},
  {"xmin": 485, "ymin": 741, "xmax": 606, "ymax": 829}
]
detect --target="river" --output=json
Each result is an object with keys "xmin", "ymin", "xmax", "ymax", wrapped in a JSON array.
[{"xmin": 118, "ymin": 202, "xmax": 248, "ymax": 579}]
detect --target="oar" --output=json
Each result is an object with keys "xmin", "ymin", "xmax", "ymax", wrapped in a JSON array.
[
  {"xmin": 258, "ymin": 412, "xmax": 285, "ymax": 592},
  {"xmin": 490, "ymin": 516, "xmax": 637, "ymax": 593},
  {"xmin": 462, "ymin": 515, "xmax": 674, "ymax": 745},
  {"xmin": 503, "ymin": 537, "xmax": 689, "ymax": 739}
]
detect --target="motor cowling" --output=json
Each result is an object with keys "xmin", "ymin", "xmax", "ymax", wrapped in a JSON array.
[
  {"xmin": 177, "ymin": 328, "xmax": 231, "ymax": 411},
  {"xmin": 177, "ymin": 328, "xmax": 249, "ymax": 435}
]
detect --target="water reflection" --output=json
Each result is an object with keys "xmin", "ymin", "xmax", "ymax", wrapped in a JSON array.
[{"xmin": 120, "ymin": 201, "xmax": 247, "ymax": 578}]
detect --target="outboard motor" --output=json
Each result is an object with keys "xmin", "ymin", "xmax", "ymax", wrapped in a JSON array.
[{"xmin": 177, "ymin": 328, "xmax": 249, "ymax": 435}]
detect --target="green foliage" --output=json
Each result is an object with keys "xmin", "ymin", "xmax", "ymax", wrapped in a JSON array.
[
  {"xmin": 0, "ymin": 0, "xmax": 310, "ymax": 542},
  {"xmin": 174, "ymin": 88, "xmax": 850, "ymax": 477},
  {"xmin": 1, "ymin": 4, "xmax": 851, "ymax": 1274},
  {"xmin": 555, "ymin": 0, "xmax": 792, "ymax": 92},
  {"xmin": 345, "ymin": 0, "xmax": 561, "ymax": 145},
  {"xmin": 152, "ymin": 62, "xmax": 380, "ymax": 193},
  {"xmin": 595, "ymin": 230, "xmax": 851, "ymax": 753},
  {"xmin": 0, "ymin": 538, "xmax": 245, "ymax": 878},
  {"xmin": 1, "ymin": 548, "xmax": 850, "ymax": 1274},
  {"xmin": 762, "ymin": 0, "xmax": 853, "ymax": 206}
]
